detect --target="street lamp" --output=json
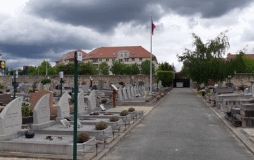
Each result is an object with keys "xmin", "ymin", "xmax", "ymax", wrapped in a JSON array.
[
  {"xmin": 13, "ymin": 70, "xmax": 18, "ymax": 100},
  {"xmin": 59, "ymin": 71, "xmax": 64, "ymax": 96}
]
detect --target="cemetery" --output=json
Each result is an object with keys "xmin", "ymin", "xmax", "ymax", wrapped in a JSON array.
[
  {"xmin": 201, "ymin": 81, "xmax": 254, "ymax": 128},
  {"xmin": 0, "ymin": 76, "xmax": 168, "ymax": 159}
]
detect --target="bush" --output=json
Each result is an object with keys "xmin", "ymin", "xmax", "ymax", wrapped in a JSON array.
[
  {"xmin": 21, "ymin": 105, "xmax": 33, "ymax": 117},
  {"xmin": 41, "ymin": 79, "xmax": 51, "ymax": 85},
  {"xmin": 95, "ymin": 121, "xmax": 108, "ymax": 130},
  {"xmin": 120, "ymin": 110, "xmax": 128, "ymax": 116},
  {"xmin": 77, "ymin": 132, "xmax": 90, "ymax": 143},
  {"xmin": 110, "ymin": 116, "xmax": 119, "ymax": 122},
  {"xmin": 128, "ymin": 107, "xmax": 135, "ymax": 112}
]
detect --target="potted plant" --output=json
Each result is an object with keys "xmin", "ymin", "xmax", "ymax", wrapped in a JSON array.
[
  {"xmin": 22, "ymin": 104, "xmax": 33, "ymax": 124},
  {"xmin": 110, "ymin": 116, "xmax": 119, "ymax": 122},
  {"xmin": 128, "ymin": 107, "xmax": 135, "ymax": 112},
  {"xmin": 77, "ymin": 132, "xmax": 90, "ymax": 143},
  {"xmin": 95, "ymin": 121, "xmax": 108, "ymax": 130},
  {"xmin": 120, "ymin": 110, "xmax": 128, "ymax": 116}
]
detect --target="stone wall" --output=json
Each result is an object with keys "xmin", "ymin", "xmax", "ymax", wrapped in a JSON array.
[{"xmin": 0, "ymin": 75, "xmax": 156, "ymax": 86}]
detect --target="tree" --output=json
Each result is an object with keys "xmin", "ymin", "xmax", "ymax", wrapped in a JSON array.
[
  {"xmin": 140, "ymin": 60, "xmax": 155, "ymax": 75},
  {"xmin": 110, "ymin": 61, "xmax": 126, "ymax": 75},
  {"xmin": 79, "ymin": 62, "xmax": 97, "ymax": 75},
  {"xmin": 158, "ymin": 62, "xmax": 175, "ymax": 72},
  {"xmin": 98, "ymin": 62, "xmax": 110, "ymax": 75},
  {"xmin": 177, "ymin": 31, "xmax": 230, "ymax": 88},
  {"xmin": 130, "ymin": 63, "xmax": 140, "ymax": 75}
]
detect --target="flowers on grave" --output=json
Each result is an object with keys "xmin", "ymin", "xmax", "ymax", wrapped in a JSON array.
[
  {"xmin": 95, "ymin": 121, "xmax": 108, "ymax": 130},
  {"xmin": 110, "ymin": 116, "xmax": 119, "ymax": 122},
  {"xmin": 21, "ymin": 104, "xmax": 33, "ymax": 117},
  {"xmin": 77, "ymin": 132, "xmax": 90, "ymax": 143},
  {"xmin": 128, "ymin": 107, "xmax": 135, "ymax": 112},
  {"xmin": 120, "ymin": 110, "xmax": 128, "ymax": 116},
  {"xmin": 104, "ymin": 112, "xmax": 113, "ymax": 115}
]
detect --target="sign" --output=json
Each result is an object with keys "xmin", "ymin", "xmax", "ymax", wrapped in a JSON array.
[
  {"xmin": 0, "ymin": 61, "xmax": 5, "ymax": 69},
  {"xmin": 77, "ymin": 52, "xmax": 82, "ymax": 61}
]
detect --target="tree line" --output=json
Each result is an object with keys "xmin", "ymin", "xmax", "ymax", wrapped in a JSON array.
[{"xmin": 177, "ymin": 30, "xmax": 254, "ymax": 88}]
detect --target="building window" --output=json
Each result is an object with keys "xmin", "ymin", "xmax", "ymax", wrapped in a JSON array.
[
  {"xmin": 125, "ymin": 54, "xmax": 127, "ymax": 57},
  {"xmin": 112, "ymin": 59, "xmax": 115, "ymax": 62},
  {"xmin": 132, "ymin": 58, "xmax": 135, "ymax": 61},
  {"xmin": 93, "ymin": 59, "xmax": 98, "ymax": 62},
  {"xmin": 139, "ymin": 58, "xmax": 142, "ymax": 61},
  {"xmin": 121, "ymin": 54, "xmax": 123, "ymax": 57},
  {"xmin": 125, "ymin": 58, "xmax": 129, "ymax": 62},
  {"xmin": 99, "ymin": 59, "xmax": 102, "ymax": 62},
  {"xmin": 106, "ymin": 59, "xmax": 109, "ymax": 61},
  {"xmin": 119, "ymin": 59, "xmax": 123, "ymax": 62}
]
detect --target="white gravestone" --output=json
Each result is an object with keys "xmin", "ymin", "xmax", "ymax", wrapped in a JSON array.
[
  {"xmin": 78, "ymin": 91, "xmax": 88, "ymax": 116},
  {"xmin": 33, "ymin": 94, "xmax": 50, "ymax": 125},
  {"xmin": 117, "ymin": 87, "xmax": 123, "ymax": 102},
  {"xmin": 85, "ymin": 90, "xmax": 97, "ymax": 109},
  {"xmin": 0, "ymin": 97, "xmax": 23, "ymax": 135},
  {"xmin": 57, "ymin": 92, "xmax": 70, "ymax": 118},
  {"xmin": 123, "ymin": 87, "xmax": 129, "ymax": 100}
]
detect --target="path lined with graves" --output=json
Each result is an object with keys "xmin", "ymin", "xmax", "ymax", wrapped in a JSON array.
[{"xmin": 101, "ymin": 88, "xmax": 254, "ymax": 160}]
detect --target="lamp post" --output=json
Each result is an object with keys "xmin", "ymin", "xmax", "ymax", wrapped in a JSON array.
[
  {"xmin": 228, "ymin": 75, "xmax": 231, "ymax": 83},
  {"xmin": 13, "ymin": 70, "xmax": 18, "ymax": 100},
  {"xmin": 59, "ymin": 71, "xmax": 64, "ymax": 96},
  {"xmin": 90, "ymin": 76, "xmax": 93, "ymax": 87}
]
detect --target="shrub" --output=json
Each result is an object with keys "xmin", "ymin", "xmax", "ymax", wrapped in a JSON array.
[
  {"xmin": 41, "ymin": 79, "xmax": 51, "ymax": 85},
  {"xmin": 95, "ymin": 121, "xmax": 108, "ymax": 130},
  {"xmin": 128, "ymin": 107, "xmax": 135, "ymax": 112},
  {"xmin": 110, "ymin": 116, "xmax": 119, "ymax": 122},
  {"xmin": 120, "ymin": 110, "xmax": 128, "ymax": 116},
  {"xmin": 21, "ymin": 105, "xmax": 33, "ymax": 117},
  {"xmin": 77, "ymin": 132, "xmax": 90, "ymax": 143}
]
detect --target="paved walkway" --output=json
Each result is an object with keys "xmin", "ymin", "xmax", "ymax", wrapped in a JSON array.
[{"xmin": 101, "ymin": 88, "xmax": 254, "ymax": 160}]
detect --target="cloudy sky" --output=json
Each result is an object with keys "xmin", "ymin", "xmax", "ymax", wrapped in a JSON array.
[{"xmin": 1, "ymin": 0, "xmax": 254, "ymax": 72}]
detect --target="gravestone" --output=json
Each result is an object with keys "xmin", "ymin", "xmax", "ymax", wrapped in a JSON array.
[
  {"xmin": 123, "ymin": 87, "xmax": 129, "ymax": 100},
  {"xmin": 117, "ymin": 87, "xmax": 123, "ymax": 102},
  {"xmin": 85, "ymin": 90, "xmax": 97, "ymax": 110},
  {"xmin": 0, "ymin": 97, "xmax": 23, "ymax": 135},
  {"xmin": 57, "ymin": 92, "xmax": 70, "ymax": 120},
  {"xmin": 78, "ymin": 91, "xmax": 88, "ymax": 116},
  {"xmin": 131, "ymin": 86, "xmax": 135, "ymax": 98},
  {"xmin": 97, "ymin": 80, "xmax": 104, "ymax": 90},
  {"xmin": 127, "ymin": 86, "xmax": 133, "ymax": 99},
  {"xmin": 30, "ymin": 90, "xmax": 53, "ymax": 111},
  {"xmin": 31, "ymin": 94, "xmax": 51, "ymax": 129}
]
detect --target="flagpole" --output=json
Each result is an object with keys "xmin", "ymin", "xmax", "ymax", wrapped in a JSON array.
[{"xmin": 149, "ymin": 16, "xmax": 153, "ymax": 95}]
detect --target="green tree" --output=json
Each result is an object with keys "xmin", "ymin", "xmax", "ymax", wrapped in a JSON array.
[
  {"xmin": 110, "ymin": 61, "xmax": 126, "ymax": 75},
  {"xmin": 79, "ymin": 62, "xmax": 97, "ymax": 75},
  {"xmin": 98, "ymin": 62, "xmax": 110, "ymax": 75},
  {"xmin": 158, "ymin": 62, "xmax": 175, "ymax": 71},
  {"xmin": 130, "ymin": 63, "xmax": 140, "ymax": 74},
  {"xmin": 177, "ymin": 31, "xmax": 230, "ymax": 88},
  {"xmin": 55, "ymin": 63, "xmax": 74, "ymax": 75},
  {"xmin": 140, "ymin": 60, "xmax": 155, "ymax": 75}
]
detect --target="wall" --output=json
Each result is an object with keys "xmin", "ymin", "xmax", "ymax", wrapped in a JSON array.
[{"xmin": 0, "ymin": 75, "xmax": 157, "ymax": 86}]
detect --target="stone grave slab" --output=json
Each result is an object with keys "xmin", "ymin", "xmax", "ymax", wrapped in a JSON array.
[{"xmin": 57, "ymin": 92, "xmax": 71, "ymax": 121}]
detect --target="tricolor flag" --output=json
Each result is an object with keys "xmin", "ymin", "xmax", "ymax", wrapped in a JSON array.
[{"xmin": 152, "ymin": 21, "xmax": 156, "ymax": 35}]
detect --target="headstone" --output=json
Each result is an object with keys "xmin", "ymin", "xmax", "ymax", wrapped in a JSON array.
[
  {"xmin": 30, "ymin": 90, "xmax": 53, "ymax": 110},
  {"xmin": 33, "ymin": 94, "xmax": 50, "ymax": 125},
  {"xmin": 131, "ymin": 86, "xmax": 135, "ymax": 98},
  {"xmin": 78, "ymin": 91, "xmax": 88, "ymax": 116},
  {"xmin": 57, "ymin": 92, "xmax": 70, "ymax": 119},
  {"xmin": 97, "ymin": 80, "xmax": 104, "ymax": 90},
  {"xmin": 100, "ymin": 104, "xmax": 106, "ymax": 111},
  {"xmin": 127, "ymin": 86, "xmax": 133, "ymax": 99},
  {"xmin": 123, "ymin": 87, "xmax": 129, "ymax": 100},
  {"xmin": 85, "ymin": 90, "xmax": 97, "ymax": 110},
  {"xmin": 0, "ymin": 97, "xmax": 23, "ymax": 135},
  {"xmin": 117, "ymin": 87, "xmax": 123, "ymax": 102}
]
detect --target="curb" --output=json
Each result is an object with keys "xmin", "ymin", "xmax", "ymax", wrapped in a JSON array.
[{"xmin": 193, "ymin": 89, "xmax": 254, "ymax": 155}]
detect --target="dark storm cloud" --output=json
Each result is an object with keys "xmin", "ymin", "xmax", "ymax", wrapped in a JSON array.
[{"xmin": 26, "ymin": 0, "xmax": 253, "ymax": 33}]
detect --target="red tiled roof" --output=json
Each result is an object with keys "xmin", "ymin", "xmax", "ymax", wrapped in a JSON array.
[
  {"xmin": 55, "ymin": 49, "xmax": 88, "ymax": 63},
  {"xmin": 226, "ymin": 53, "xmax": 254, "ymax": 59},
  {"xmin": 84, "ymin": 46, "xmax": 156, "ymax": 60}
]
